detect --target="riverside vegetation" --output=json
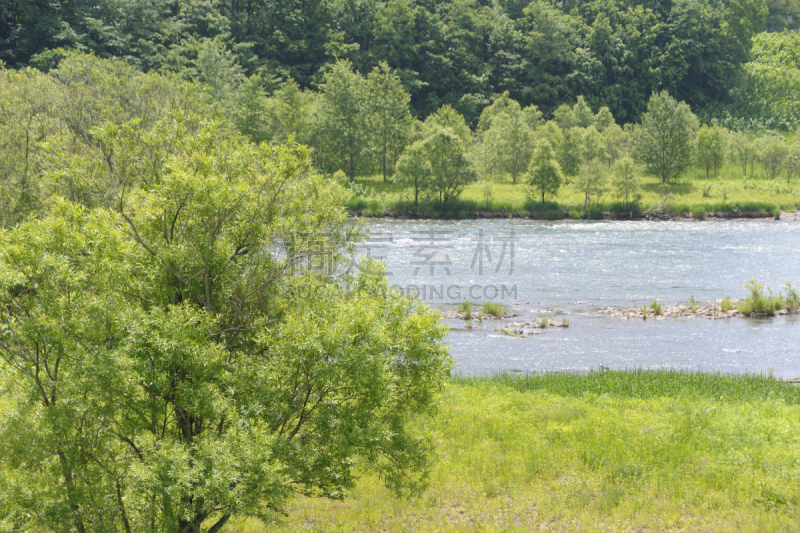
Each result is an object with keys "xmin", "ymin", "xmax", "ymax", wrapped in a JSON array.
[
  {"xmin": 228, "ymin": 371, "xmax": 800, "ymax": 532},
  {"xmin": 604, "ymin": 280, "xmax": 800, "ymax": 319},
  {"xmin": 3, "ymin": 2, "xmax": 800, "ymax": 530}
]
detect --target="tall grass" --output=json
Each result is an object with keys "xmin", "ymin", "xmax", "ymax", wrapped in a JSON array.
[
  {"xmin": 257, "ymin": 370, "xmax": 800, "ymax": 532},
  {"xmin": 452, "ymin": 369, "xmax": 800, "ymax": 404}
]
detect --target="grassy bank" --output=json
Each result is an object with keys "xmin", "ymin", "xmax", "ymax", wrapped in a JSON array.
[
  {"xmin": 347, "ymin": 166, "xmax": 800, "ymax": 219},
  {"xmin": 235, "ymin": 371, "xmax": 800, "ymax": 532}
]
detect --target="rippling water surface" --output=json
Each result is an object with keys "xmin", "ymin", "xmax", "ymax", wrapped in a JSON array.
[{"xmin": 362, "ymin": 219, "xmax": 800, "ymax": 377}]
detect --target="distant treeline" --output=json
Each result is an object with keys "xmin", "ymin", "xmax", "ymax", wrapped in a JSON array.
[
  {"xmin": 1, "ymin": 0, "xmax": 799, "ymax": 125},
  {"xmin": 3, "ymin": 53, "xmax": 799, "ymax": 229}
]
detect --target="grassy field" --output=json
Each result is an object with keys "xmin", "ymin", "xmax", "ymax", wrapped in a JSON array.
[
  {"xmin": 348, "ymin": 164, "xmax": 800, "ymax": 219},
  {"xmin": 232, "ymin": 371, "xmax": 800, "ymax": 532}
]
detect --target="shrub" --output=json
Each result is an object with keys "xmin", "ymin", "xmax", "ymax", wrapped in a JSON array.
[
  {"xmin": 783, "ymin": 283, "xmax": 799, "ymax": 309},
  {"xmin": 482, "ymin": 301, "xmax": 507, "ymax": 317},
  {"xmin": 721, "ymin": 295, "xmax": 734, "ymax": 311},
  {"xmin": 458, "ymin": 300, "xmax": 472, "ymax": 315},
  {"xmin": 651, "ymin": 299, "xmax": 663, "ymax": 316},
  {"xmin": 737, "ymin": 279, "xmax": 782, "ymax": 316}
]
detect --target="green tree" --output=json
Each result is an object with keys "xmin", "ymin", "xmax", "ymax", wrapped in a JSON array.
[
  {"xmin": 0, "ymin": 66, "xmax": 56, "ymax": 228},
  {"xmin": 527, "ymin": 139, "xmax": 563, "ymax": 204},
  {"xmin": 367, "ymin": 62, "xmax": 413, "ymax": 181},
  {"xmin": 264, "ymin": 78, "xmax": 315, "ymax": 145},
  {"xmin": 553, "ymin": 103, "xmax": 577, "ymax": 129},
  {"xmin": 759, "ymin": 136, "xmax": 789, "ymax": 179},
  {"xmin": 422, "ymin": 124, "xmax": 477, "ymax": 203},
  {"xmin": 633, "ymin": 91, "xmax": 699, "ymax": 184},
  {"xmin": 572, "ymin": 96, "xmax": 595, "ymax": 128},
  {"xmin": 575, "ymin": 158, "xmax": 609, "ymax": 211},
  {"xmin": 582, "ymin": 126, "xmax": 608, "ymax": 164},
  {"xmin": 395, "ymin": 140, "xmax": 432, "ymax": 205},
  {"xmin": 424, "ymin": 104, "xmax": 472, "ymax": 144},
  {"xmin": 696, "ymin": 124, "xmax": 726, "ymax": 178},
  {"xmin": 477, "ymin": 94, "xmax": 536, "ymax": 183},
  {"xmin": 557, "ymin": 127, "xmax": 584, "ymax": 179},
  {"xmin": 785, "ymin": 142, "xmax": 800, "ymax": 184},
  {"xmin": 594, "ymin": 106, "xmax": 615, "ymax": 131},
  {"xmin": 784, "ymin": 142, "xmax": 800, "ymax": 184},
  {"xmin": 315, "ymin": 60, "xmax": 371, "ymax": 182},
  {"xmin": 612, "ymin": 156, "xmax": 641, "ymax": 210},
  {"xmin": 0, "ymin": 117, "xmax": 450, "ymax": 533},
  {"xmin": 603, "ymin": 123, "xmax": 630, "ymax": 168},
  {"xmin": 729, "ymin": 132, "xmax": 757, "ymax": 176}
]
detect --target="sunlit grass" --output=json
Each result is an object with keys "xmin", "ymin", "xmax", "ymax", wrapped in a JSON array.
[
  {"xmin": 349, "ymin": 163, "xmax": 800, "ymax": 217},
  {"xmin": 231, "ymin": 370, "xmax": 800, "ymax": 532}
]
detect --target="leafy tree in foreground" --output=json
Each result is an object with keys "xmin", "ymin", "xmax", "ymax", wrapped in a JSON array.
[
  {"xmin": 633, "ymin": 91, "xmax": 699, "ymax": 184},
  {"xmin": 527, "ymin": 139, "xmax": 562, "ymax": 204},
  {"xmin": 0, "ymin": 115, "xmax": 450, "ymax": 533}
]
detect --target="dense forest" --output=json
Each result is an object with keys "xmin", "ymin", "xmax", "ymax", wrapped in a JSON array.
[{"xmin": 1, "ymin": 0, "xmax": 799, "ymax": 126}]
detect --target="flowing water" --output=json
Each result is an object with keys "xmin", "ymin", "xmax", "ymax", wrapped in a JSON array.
[{"xmin": 360, "ymin": 219, "xmax": 800, "ymax": 378}]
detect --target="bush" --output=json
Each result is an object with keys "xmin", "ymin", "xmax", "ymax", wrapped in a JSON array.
[
  {"xmin": 737, "ymin": 279, "xmax": 783, "ymax": 316},
  {"xmin": 721, "ymin": 295, "xmax": 734, "ymax": 311},
  {"xmin": 458, "ymin": 300, "xmax": 472, "ymax": 315},
  {"xmin": 482, "ymin": 301, "xmax": 507, "ymax": 317},
  {"xmin": 651, "ymin": 299, "xmax": 663, "ymax": 315},
  {"xmin": 783, "ymin": 283, "xmax": 799, "ymax": 309}
]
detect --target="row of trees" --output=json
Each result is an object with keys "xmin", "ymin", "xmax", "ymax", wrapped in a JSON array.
[
  {"xmin": 4, "ymin": 54, "xmax": 797, "ymax": 227},
  {"xmin": 0, "ymin": 0, "xmax": 783, "ymax": 124}
]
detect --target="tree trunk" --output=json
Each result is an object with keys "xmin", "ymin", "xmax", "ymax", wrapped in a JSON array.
[
  {"xmin": 58, "ymin": 452, "xmax": 86, "ymax": 533},
  {"xmin": 349, "ymin": 153, "xmax": 355, "ymax": 183},
  {"xmin": 382, "ymin": 141, "xmax": 388, "ymax": 182}
]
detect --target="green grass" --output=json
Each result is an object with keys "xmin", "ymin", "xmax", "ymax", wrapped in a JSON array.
[
  {"xmin": 233, "ymin": 370, "xmax": 800, "ymax": 532},
  {"xmin": 346, "ymin": 163, "xmax": 800, "ymax": 219}
]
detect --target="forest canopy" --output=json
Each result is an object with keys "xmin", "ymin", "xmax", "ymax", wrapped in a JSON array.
[{"xmin": 1, "ymin": 0, "xmax": 793, "ymax": 125}]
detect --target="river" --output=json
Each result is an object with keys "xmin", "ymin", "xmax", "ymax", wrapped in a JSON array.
[{"xmin": 359, "ymin": 219, "xmax": 800, "ymax": 378}]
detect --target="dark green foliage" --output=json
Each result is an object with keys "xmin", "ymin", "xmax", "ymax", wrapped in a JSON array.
[{"xmin": 0, "ymin": 0, "xmax": 777, "ymax": 123}]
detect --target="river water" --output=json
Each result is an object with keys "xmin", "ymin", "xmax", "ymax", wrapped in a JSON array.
[{"xmin": 359, "ymin": 219, "xmax": 800, "ymax": 378}]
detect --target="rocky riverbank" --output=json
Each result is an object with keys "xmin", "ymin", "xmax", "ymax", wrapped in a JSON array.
[
  {"xmin": 497, "ymin": 318, "xmax": 570, "ymax": 337},
  {"xmin": 602, "ymin": 303, "xmax": 797, "ymax": 320}
]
